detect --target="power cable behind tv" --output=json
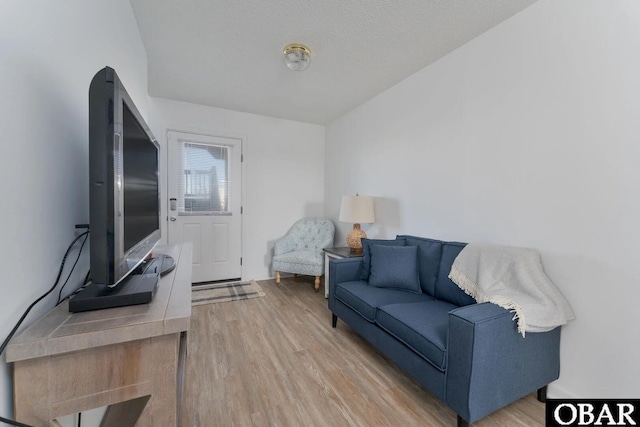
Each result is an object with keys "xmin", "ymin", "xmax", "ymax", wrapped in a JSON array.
[{"xmin": 0, "ymin": 229, "xmax": 89, "ymax": 427}]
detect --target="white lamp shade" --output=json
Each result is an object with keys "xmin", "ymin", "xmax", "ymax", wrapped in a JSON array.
[{"xmin": 339, "ymin": 195, "xmax": 375, "ymax": 224}]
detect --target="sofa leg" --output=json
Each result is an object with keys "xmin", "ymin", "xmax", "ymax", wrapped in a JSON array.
[
  {"xmin": 276, "ymin": 271, "xmax": 281, "ymax": 286},
  {"xmin": 537, "ymin": 385, "xmax": 548, "ymax": 403},
  {"xmin": 314, "ymin": 276, "xmax": 320, "ymax": 292},
  {"xmin": 331, "ymin": 314, "xmax": 337, "ymax": 328},
  {"xmin": 457, "ymin": 414, "xmax": 469, "ymax": 427}
]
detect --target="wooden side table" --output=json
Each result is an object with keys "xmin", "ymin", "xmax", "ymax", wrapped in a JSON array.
[
  {"xmin": 323, "ymin": 247, "xmax": 363, "ymax": 298},
  {"xmin": 6, "ymin": 243, "xmax": 192, "ymax": 427}
]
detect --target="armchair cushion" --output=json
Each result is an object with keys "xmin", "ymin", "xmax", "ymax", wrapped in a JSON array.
[{"xmin": 272, "ymin": 250, "xmax": 324, "ymax": 276}]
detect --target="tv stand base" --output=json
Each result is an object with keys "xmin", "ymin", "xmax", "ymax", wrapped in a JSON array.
[{"xmin": 69, "ymin": 273, "xmax": 158, "ymax": 313}]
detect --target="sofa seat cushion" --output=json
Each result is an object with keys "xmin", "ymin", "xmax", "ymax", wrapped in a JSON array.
[
  {"xmin": 376, "ymin": 300, "xmax": 459, "ymax": 371},
  {"xmin": 335, "ymin": 281, "xmax": 433, "ymax": 322}
]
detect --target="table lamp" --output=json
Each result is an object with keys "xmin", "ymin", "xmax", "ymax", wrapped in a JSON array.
[{"xmin": 339, "ymin": 195, "xmax": 375, "ymax": 253}]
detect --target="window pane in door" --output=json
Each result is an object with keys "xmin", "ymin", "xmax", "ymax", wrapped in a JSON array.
[{"xmin": 178, "ymin": 142, "xmax": 231, "ymax": 214}]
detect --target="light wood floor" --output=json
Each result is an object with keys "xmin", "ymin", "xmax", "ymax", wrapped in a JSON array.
[{"xmin": 182, "ymin": 276, "xmax": 545, "ymax": 426}]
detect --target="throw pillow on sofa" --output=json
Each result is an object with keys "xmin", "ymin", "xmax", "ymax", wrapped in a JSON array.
[
  {"xmin": 368, "ymin": 244, "xmax": 421, "ymax": 294},
  {"xmin": 360, "ymin": 238, "xmax": 407, "ymax": 280}
]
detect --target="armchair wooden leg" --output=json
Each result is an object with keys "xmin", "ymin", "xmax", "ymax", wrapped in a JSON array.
[
  {"xmin": 314, "ymin": 276, "xmax": 320, "ymax": 292},
  {"xmin": 276, "ymin": 271, "xmax": 281, "ymax": 286}
]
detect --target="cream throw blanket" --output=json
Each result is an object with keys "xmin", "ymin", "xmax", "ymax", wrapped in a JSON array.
[{"xmin": 448, "ymin": 243, "xmax": 575, "ymax": 337}]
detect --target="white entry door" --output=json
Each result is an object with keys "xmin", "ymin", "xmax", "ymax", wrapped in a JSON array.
[{"xmin": 167, "ymin": 131, "xmax": 242, "ymax": 283}]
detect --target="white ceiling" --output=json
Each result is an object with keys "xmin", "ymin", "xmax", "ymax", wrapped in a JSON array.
[{"xmin": 130, "ymin": 0, "xmax": 537, "ymax": 125}]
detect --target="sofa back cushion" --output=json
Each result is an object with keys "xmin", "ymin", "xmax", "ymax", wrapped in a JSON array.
[
  {"xmin": 397, "ymin": 235, "xmax": 443, "ymax": 296},
  {"xmin": 363, "ymin": 235, "xmax": 476, "ymax": 306},
  {"xmin": 435, "ymin": 242, "xmax": 475, "ymax": 307},
  {"xmin": 360, "ymin": 238, "xmax": 407, "ymax": 280}
]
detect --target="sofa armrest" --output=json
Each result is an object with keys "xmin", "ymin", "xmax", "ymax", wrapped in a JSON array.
[
  {"xmin": 330, "ymin": 257, "xmax": 362, "ymax": 283},
  {"xmin": 446, "ymin": 302, "xmax": 561, "ymax": 424},
  {"xmin": 328, "ymin": 258, "xmax": 362, "ymax": 307}
]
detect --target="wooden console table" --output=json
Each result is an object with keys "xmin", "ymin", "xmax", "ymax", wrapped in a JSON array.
[{"xmin": 5, "ymin": 243, "xmax": 192, "ymax": 427}]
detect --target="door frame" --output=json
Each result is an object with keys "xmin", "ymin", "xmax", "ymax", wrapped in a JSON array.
[{"xmin": 163, "ymin": 127, "xmax": 247, "ymax": 281}]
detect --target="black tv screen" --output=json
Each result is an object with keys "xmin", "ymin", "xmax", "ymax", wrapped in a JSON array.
[
  {"xmin": 122, "ymin": 103, "xmax": 160, "ymax": 252},
  {"xmin": 89, "ymin": 67, "xmax": 161, "ymax": 287}
]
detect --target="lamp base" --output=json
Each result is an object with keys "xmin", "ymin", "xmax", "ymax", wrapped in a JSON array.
[{"xmin": 346, "ymin": 224, "xmax": 367, "ymax": 253}]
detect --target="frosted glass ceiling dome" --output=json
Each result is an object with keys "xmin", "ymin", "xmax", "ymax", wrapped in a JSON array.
[{"xmin": 283, "ymin": 43, "xmax": 311, "ymax": 71}]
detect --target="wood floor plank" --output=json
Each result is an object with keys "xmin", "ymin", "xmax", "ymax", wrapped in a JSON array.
[{"xmin": 182, "ymin": 276, "xmax": 546, "ymax": 426}]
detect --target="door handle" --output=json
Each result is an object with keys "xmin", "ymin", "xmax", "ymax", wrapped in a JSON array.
[{"xmin": 170, "ymin": 216, "xmax": 177, "ymax": 222}]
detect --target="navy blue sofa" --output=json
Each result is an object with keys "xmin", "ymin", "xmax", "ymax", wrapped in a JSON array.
[{"xmin": 328, "ymin": 235, "xmax": 561, "ymax": 426}]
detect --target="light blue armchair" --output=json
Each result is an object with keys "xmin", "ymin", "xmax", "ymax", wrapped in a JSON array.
[{"xmin": 273, "ymin": 217, "xmax": 335, "ymax": 292}]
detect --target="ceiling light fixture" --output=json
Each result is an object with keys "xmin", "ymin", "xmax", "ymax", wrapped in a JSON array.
[{"xmin": 283, "ymin": 43, "xmax": 312, "ymax": 71}]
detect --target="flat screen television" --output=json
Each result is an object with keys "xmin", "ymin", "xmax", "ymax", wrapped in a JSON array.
[
  {"xmin": 88, "ymin": 66, "xmax": 161, "ymax": 288},
  {"xmin": 69, "ymin": 66, "xmax": 174, "ymax": 312},
  {"xmin": 69, "ymin": 67, "xmax": 178, "ymax": 312}
]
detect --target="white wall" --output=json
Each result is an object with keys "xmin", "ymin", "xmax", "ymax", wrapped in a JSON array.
[
  {"xmin": 148, "ymin": 98, "xmax": 325, "ymax": 281},
  {"xmin": 0, "ymin": 0, "xmax": 148, "ymax": 421},
  {"xmin": 326, "ymin": 0, "xmax": 640, "ymax": 398}
]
